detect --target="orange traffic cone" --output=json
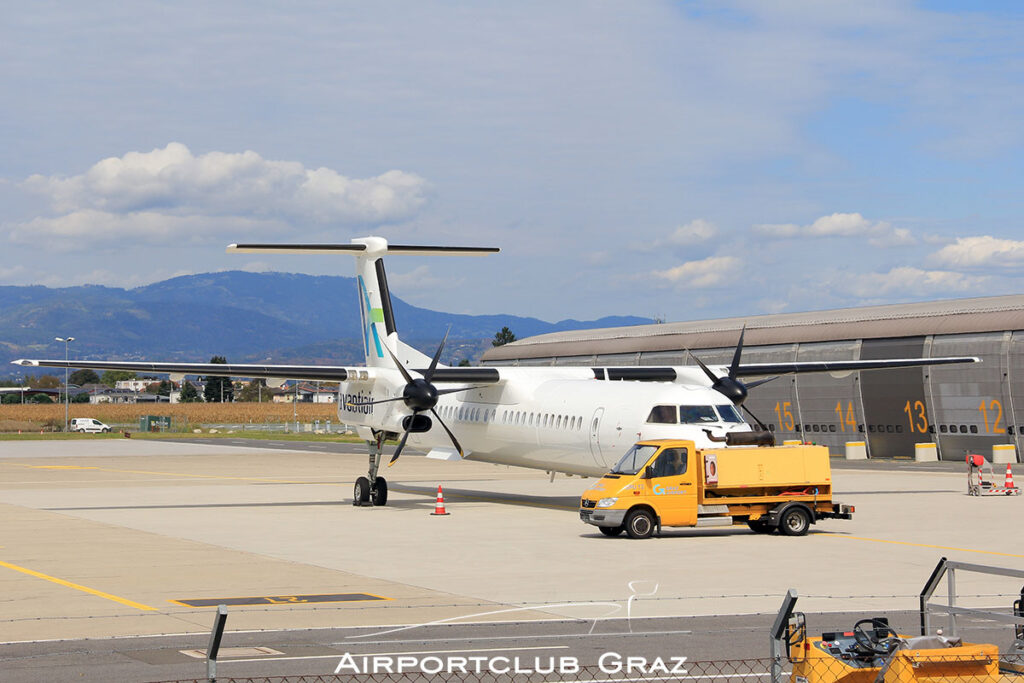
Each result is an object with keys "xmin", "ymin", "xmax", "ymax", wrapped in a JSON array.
[
  {"xmin": 431, "ymin": 485, "xmax": 450, "ymax": 516},
  {"xmin": 1005, "ymin": 464, "xmax": 1016, "ymax": 489}
]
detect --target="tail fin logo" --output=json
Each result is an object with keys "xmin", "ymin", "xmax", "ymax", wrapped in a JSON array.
[{"xmin": 358, "ymin": 276, "xmax": 385, "ymax": 359}]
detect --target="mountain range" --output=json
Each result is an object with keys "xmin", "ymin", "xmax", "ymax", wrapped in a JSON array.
[{"xmin": 0, "ymin": 271, "xmax": 651, "ymax": 374}]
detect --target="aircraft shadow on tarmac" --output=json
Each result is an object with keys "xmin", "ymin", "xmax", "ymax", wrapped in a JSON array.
[{"xmin": 44, "ymin": 499, "xmax": 434, "ymax": 511}]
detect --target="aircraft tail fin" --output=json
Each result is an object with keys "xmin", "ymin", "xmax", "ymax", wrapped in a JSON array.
[{"xmin": 228, "ymin": 237, "xmax": 499, "ymax": 369}]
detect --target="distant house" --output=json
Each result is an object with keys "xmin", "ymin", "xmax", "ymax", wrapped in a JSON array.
[
  {"xmin": 114, "ymin": 379, "xmax": 155, "ymax": 392},
  {"xmin": 270, "ymin": 383, "xmax": 337, "ymax": 403},
  {"xmin": 89, "ymin": 388, "xmax": 167, "ymax": 404}
]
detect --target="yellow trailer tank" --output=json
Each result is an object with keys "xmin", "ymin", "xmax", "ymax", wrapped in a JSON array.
[{"xmin": 579, "ymin": 439, "xmax": 853, "ymax": 539}]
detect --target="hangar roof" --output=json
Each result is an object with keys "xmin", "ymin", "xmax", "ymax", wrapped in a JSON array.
[{"xmin": 482, "ymin": 294, "xmax": 1024, "ymax": 362}]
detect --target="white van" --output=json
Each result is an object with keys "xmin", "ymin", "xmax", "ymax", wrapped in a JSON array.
[{"xmin": 70, "ymin": 418, "xmax": 111, "ymax": 433}]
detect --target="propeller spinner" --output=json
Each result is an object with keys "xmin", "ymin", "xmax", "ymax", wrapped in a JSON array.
[
  {"xmin": 346, "ymin": 329, "xmax": 474, "ymax": 466},
  {"xmin": 687, "ymin": 325, "xmax": 776, "ymax": 429}
]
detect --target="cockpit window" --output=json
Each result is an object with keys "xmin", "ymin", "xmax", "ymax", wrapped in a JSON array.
[
  {"xmin": 646, "ymin": 405, "xmax": 678, "ymax": 424},
  {"xmin": 679, "ymin": 405, "xmax": 718, "ymax": 423},
  {"xmin": 611, "ymin": 444, "xmax": 659, "ymax": 475},
  {"xmin": 715, "ymin": 404, "xmax": 743, "ymax": 423}
]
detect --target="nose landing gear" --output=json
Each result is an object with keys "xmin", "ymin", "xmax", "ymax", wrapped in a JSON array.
[{"xmin": 354, "ymin": 432, "xmax": 390, "ymax": 507}]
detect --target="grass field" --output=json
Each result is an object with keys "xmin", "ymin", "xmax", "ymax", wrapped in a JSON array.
[{"xmin": 0, "ymin": 402, "xmax": 340, "ymax": 432}]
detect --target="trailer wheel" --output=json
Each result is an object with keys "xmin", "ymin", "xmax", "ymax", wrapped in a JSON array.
[
  {"xmin": 624, "ymin": 509, "xmax": 656, "ymax": 539},
  {"xmin": 779, "ymin": 506, "xmax": 811, "ymax": 536},
  {"xmin": 599, "ymin": 525, "xmax": 624, "ymax": 537},
  {"xmin": 747, "ymin": 519, "xmax": 773, "ymax": 534}
]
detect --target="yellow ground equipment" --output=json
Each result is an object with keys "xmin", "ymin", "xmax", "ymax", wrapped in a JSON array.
[
  {"xmin": 770, "ymin": 560, "xmax": 1024, "ymax": 683},
  {"xmin": 786, "ymin": 616, "xmax": 999, "ymax": 683},
  {"xmin": 579, "ymin": 439, "xmax": 853, "ymax": 539}
]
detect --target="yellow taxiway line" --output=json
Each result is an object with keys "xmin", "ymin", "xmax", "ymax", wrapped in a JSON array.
[
  {"xmin": 826, "ymin": 534, "xmax": 1024, "ymax": 559},
  {"xmin": 0, "ymin": 559, "xmax": 158, "ymax": 611}
]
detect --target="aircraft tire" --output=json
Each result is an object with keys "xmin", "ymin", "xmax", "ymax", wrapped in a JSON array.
[
  {"xmin": 779, "ymin": 506, "xmax": 811, "ymax": 536},
  {"xmin": 370, "ymin": 477, "xmax": 388, "ymax": 506},
  {"xmin": 353, "ymin": 477, "xmax": 371, "ymax": 506},
  {"xmin": 624, "ymin": 509, "xmax": 655, "ymax": 539},
  {"xmin": 599, "ymin": 525, "xmax": 624, "ymax": 537}
]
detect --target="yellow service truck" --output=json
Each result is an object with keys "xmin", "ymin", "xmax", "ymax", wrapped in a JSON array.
[{"xmin": 579, "ymin": 439, "xmax": 854, "ymax": 539}]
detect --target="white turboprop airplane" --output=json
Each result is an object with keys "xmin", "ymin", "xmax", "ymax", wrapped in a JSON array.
[{"xmin": 14, "ymin": 237, "xmax": 979, "ymax": 506}]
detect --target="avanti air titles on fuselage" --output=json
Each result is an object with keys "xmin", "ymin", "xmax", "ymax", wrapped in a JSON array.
[{"xmin": 13, "ymin": 236, "xmax": 980, "ymax": 506}]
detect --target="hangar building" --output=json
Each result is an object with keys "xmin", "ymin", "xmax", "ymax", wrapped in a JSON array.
[{"xmin": 481, "ymin": 294, "xmax": 1024, "ymax": 462}]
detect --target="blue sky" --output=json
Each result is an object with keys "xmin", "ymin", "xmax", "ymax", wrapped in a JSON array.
[{"xmin": 2, "ymin": 1, "xmax": 1023, "ymax": 324}]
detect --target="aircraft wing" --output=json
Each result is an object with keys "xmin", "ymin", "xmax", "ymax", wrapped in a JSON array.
[
  {"xmin": 10, "ymin": 359, "xmax": 501, "ymax": 384},
  {"xmin": 733, "ymin": 356, "xmax": 980, "ymax": 377}
]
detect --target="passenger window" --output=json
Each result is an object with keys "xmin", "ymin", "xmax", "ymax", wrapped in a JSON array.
[
  {"xmin": 650, "ymin": 448, "xmax": 688, "ymax": 478},
  {"xmin": 556, "ymin": 416, "xmax": 562, "ymax": 429},
  {"xmin": 646, "ymin": 405, "xmax": 678, "ymax": 424}
]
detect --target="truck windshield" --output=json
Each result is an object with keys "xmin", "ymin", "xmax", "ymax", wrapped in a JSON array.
[
  {"xmin": 610, "ymin": 444, "xmax": 659, "ymax": 475},
  {"xmin": 715, "ymin": 405, "xmax": 743, "ymax": 423},
  {"xmin": 679, "ymin": 405, "xmax": 718, "ymax": 423}
]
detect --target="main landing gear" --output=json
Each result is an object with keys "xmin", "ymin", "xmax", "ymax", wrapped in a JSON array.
[{"xmin": 354, "ymin": 432, "xmax": 389, "ymax": 507}]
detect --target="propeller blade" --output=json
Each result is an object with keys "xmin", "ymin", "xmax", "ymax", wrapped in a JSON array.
[
  {"xmin": 382, "ymin": 342, "xmax": 416, "ymax": 385},
  {"xmin": 686, "ymin": 348, "xmax": 720, "ymax": 385},
  {"xmin": 346, "ymin": 396, "xmax": 408, "ymax": 408},
  {"xmin": 741, "ymin": 404, "xmax": 770, "ymax": 432},
  {"xmin": 424, "ymin": 326, "xmax": 451, "ymax": 383},
  {"xmin": 430, "ymin": 407, "xmax": 464, "ymax": 457},
  {"xmin": 744, "ymin": 376, "xmax": 777, "ymax": 390},
  {"xmin": 388, "ymin": 425, "xmax": 413, "ymax": 467},
  {"xmin": 728, "ymin": 325, "xmax": 746, "ymax": 379}
]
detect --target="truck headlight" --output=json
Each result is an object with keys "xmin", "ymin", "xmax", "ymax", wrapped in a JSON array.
[{"xmin": 596, "ymin": 497, "xmax": 618, "ymax": 508}]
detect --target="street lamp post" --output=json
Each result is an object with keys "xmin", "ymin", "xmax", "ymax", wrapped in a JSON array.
[{"xmin": 55, "ymin": 336, "xmax": 74, "ymax": 432}]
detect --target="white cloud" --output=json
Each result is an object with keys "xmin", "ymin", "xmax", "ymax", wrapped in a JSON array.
[
  {"xmin": 0, "ymin": 265, "xmax": 28, "ymax": 282},
  {"xmin": 754, "ymin": 212, "xmax": 915, "ymax": 247},
  {"xmin": 634, "ymin": 219, "xmax": 719, "ymax": 251},
  {"xmin": 931, "ymin": 235, "xmax": 1024, "ymax": 269},
  {"xmin": 9, "ymin": 209, "xmax": 276, "ymax": 248},
  {"xmin": 666, "ymin": 219, "xmax": 718, "ymax": 245},
  {"xmin": 845, "ymin": 266, "xmax": 988, "ymax": 298},
  {"xmin": 869, "ymin": 227, "xmax": 916, "ymax": 248},
  {"xmin": 36, "ymin": 268, "xmax": 194, "ymax": 289},
  {"xmin": 652, "ymin": 256, "xmax": 741, "ymax": 289},
  {"xmin": 753, "ymin": 223, "xmax": 800, "ymax": 238},
  {"xmin": 387, "ymin": 265, "xmax": 463, "ymax": 292},
  {"xmin": 13, "ymin": 143, "xmax": 429, "ymax": 245}
]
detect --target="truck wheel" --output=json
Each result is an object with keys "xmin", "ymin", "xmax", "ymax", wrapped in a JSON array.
[
  {"xmin": 779, "ymin": 506, "xmax": 811, "ymax": 536},
  {"xmin": 747, "ymin": 519, "xmax": 773, "ymax": 534},
  {"xmin": 599, "ymin": 525, "xmax": 624, "ymax": 537},
  {"xmin": 624, "ymin": 509, "xmax": 656, "ymax": 539}
]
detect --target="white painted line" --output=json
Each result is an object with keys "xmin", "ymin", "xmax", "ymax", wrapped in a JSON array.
[{"xmin": 221, "ymin": 644, "xmax": 569, "ymax": 664}]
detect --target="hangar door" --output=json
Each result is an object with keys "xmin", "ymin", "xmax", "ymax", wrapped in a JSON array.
[{"xmin": 860, "ymin": 337, "xmax": 928, "ymax": 458}]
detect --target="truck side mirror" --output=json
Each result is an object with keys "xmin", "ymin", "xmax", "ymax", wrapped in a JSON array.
[{"xmin": 645, "ymin": 465, "xmax": 655, "ymax": 479}]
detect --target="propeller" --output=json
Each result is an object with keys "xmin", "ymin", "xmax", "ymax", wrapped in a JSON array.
[
  {"xmin": 346, "ymin": 329, "xmax": 476, "ymax": 466},
  {"xmin": 686, "ymin": 325, "xmax": 777, "ymax": 428}
]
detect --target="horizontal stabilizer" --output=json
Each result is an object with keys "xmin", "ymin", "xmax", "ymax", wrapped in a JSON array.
[{"xmin": 228, "ymin": 243, "xmax": 499, "ymax": 256}]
